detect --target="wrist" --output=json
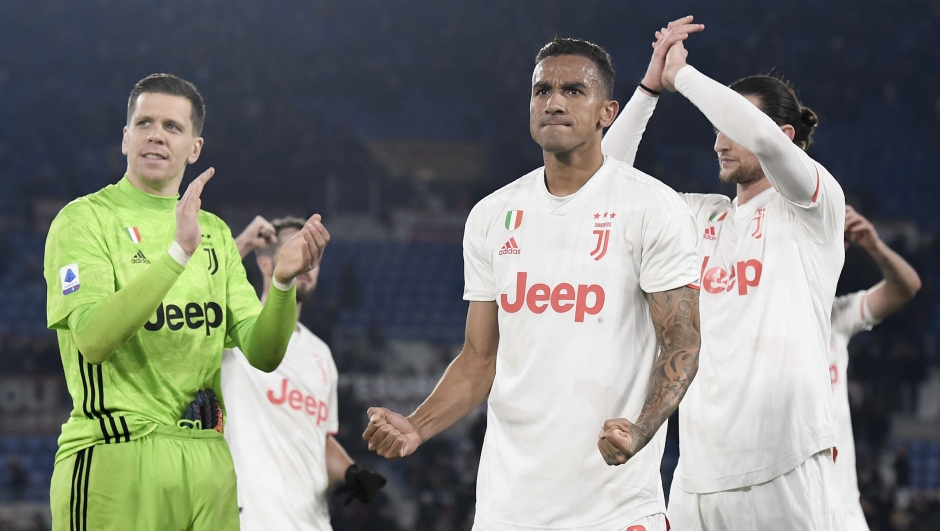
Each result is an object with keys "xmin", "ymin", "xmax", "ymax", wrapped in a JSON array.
[
  {"xmin": 406, "ymin": 413, "xmax": 428, "ymax": 445},
  {"xmin": 639, "ymin": 77, "xmax": 662, "ymax": 96},
  {"xmin": 168, "ymin": 241, "xmax": 193, "ymax": 267},
  {"xmin": 271, "ymin": 275, "xmax": 295, "ymax": 291}
]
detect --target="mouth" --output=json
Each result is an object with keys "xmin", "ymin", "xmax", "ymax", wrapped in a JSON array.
[{"xmin": 141, "ymin": 153, "xmax": 168, "ymax": 161}]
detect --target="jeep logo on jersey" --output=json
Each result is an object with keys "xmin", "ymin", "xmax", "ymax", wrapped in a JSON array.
[
  {"xmin": 500, "ymin": 272, "xmax": 604, "ymax": 322},
  {"xmin": 144, "ymin": 302, "xmax": 223, "ymax": 335},
  {"xmin": 267, "ymin": 378, "xmax": 329, "ymax": 426},
  {"xmin": 700, "ymin": 256, "xmax": 763, "ymax": 295}
]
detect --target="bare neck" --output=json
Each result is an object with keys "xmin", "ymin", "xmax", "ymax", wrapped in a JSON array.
[
  {"xmin": 736, "ymin": 176, "xmax": 773, "ymax": 206},
  {"xmin": 542, "ymin": 142, "xmax": 606, "ymax": 197},
  {"xmin": 126, "ymin": 168, "xmax": 184, "ymax": 197}
]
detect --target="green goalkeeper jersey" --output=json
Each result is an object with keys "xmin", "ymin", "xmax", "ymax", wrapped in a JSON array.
[{"xmin": 44, "ymin": 176, "xmax": 262, "ymax": 463}]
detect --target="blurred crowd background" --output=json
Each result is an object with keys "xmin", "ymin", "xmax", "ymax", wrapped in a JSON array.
[{"xmin": 0, "ymin": 0, "xmax": 938, "ymax": 529}]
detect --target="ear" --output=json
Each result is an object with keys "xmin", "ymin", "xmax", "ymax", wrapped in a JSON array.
[
  {"xmin": 187, "ymin": 137, "xmax": 204, "ymax": 164},
  {"xmin": 256, "ymin": 254, "xmax": 274, "ymax": 277},
  {"xmin": 121, "ymin": 126, "xmax": 129, "ymax": 155},
  {"xmin": 780, "ymin": 124, "xmax": 796, "ymax": 141},
  {"xmin": 599, "ymin": 99, "xmax": 620, "ymax": 129}
]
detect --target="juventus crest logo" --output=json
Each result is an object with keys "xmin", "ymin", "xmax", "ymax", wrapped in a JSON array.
[
  {"xmin": 590, "ymin": 230, "xmax": 610, "ymax": 261},
  {"xmin": 205, "ymin": 248, "xmax": 219, "ymax": 275}
]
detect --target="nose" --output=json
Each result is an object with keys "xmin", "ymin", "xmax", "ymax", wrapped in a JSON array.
[
  {"xmin": 714, "ymin": 131, "xmax": 730, "ymax": 153},
  {"xmin": 544, "ymin": 91, "xmax": 566, "ymax": 115},
  {"xmin": 147, "ymin": 127, "xmax": 166, "ymax": 145}
]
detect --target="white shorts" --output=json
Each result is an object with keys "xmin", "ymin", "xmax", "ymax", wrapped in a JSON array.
[
  {"xmin": 843, "ymin": 500, "xmax": 870, "ymax": 531},
  {"xmin": 667, "ymin": 451, "xmax": 845, "ymax": 531}
]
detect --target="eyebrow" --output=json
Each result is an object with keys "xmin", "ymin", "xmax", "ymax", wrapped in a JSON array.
[{"xmin": 532, "ymin": 81, "xmax": 590, "ymax": 93}]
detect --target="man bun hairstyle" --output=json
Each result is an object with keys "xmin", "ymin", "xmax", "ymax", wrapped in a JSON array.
[
  {"xmin": 535, "ymin": 37, "xmax": 616, "ymax": 99},
  {"xmin": 127, "ymin": 73, "xmax": 206, "ymax": 135},
  {"xmin": 728, "ymin": 75, "xmax": 818, "ymax": 150}
]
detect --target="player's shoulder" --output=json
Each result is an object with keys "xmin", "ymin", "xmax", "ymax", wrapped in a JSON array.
[
  {"xmin": 466, "ymin": 168, "xmax": 541, "ymax": 225},
  {"xmin": 51, "ymin": 183, "xmax": 122, "ymax": 226},
  {"xmin": 197, "ymin": 209, "xmax": 231, "ymax": 232}
]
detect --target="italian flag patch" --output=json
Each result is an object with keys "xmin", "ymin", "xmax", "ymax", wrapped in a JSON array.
[
  {"xmin": 125, "ymin": 227, "xmax": 142, "ymax": 244},
  {"xmin": 709, "ymin": 212, "xmax": 727, "ymax": 222},
  {"xmin": 504, "ymin": 210, "xmax": 523, "ymax": 231}
]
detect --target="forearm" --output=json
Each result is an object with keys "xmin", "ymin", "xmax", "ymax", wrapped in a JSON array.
[
  {"xmin": 864, "ymin": 240, "xmax": 922, "ymax": 319},
  {"xmin": 234, "ymin": 284, "xmax": 297, "ymax": 372},
  {"xmin": 675, "ymin": 66, "xmax": 817, "ymax": 205},
  {"xmin": 869, "ymin": 240, "xmax": 921, "ymax": 296},
  {"xmin": 602, "ymin": 88, "xmax": 658, "ymax": 166},
  {"xmin": 326, "ymin": 435, "xmax": 355, "ymax": 483},
  {"xmin": 408, "ymin": 347, "xmax": 496, "ymax": 443},
  {"xmin": 68, "ymin": 252, "xmax": 185, "ymax": 364},
  {"xmin": 635, "ymin": 287, "xmax": 701, "ymax": 444}
]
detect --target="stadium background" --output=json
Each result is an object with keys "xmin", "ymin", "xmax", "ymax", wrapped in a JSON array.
[{"xmin": 0, "ymin": 0, "xmax": 938, "ymax": 529}]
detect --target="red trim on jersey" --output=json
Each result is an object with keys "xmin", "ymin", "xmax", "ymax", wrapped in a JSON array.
[
  {"xmin": 327, "ymin": 431, "xmax": 338, "ymax": 436},
  {"xmin": 811, "ymin": 165, "xmax": 821, "ymax": 203},
  {"xmin": 665, "ymin": 515, "xmax": 671, "ymax": 531},
  {"xmin": 833, "ymin": 446, "xmax": 839, "ymax": 463},
  {"xmin": 685, "ymin": 283, "xmax": 701, "ymax": 291},
  {"xmin": 859, "ymin": 292, "xmax": 869, "ymax": 321}
]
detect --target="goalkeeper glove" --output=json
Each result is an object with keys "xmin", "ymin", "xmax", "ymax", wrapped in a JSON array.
[
  {"xmin": 182, "ymin": 389, "xmax": 223, "ymax": 433},
  {"xmin": 335, "ymin": 464, "xmax": 386, "ymax": 504}
]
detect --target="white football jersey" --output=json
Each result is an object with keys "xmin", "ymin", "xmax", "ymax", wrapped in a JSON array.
[
  {"xmin": 222, "ymin": 323, "xmax": 339, "ymax": 531},
  {"xmin": 463, "ymin": 157, "xmax": 700, "ymax": 530},
  {"xmin": 676, "ymin": 156, "xmax": 846, "ymax": 493},
  {"xmin": 830, "ymin": 290, "xmax": 879, "ymax": 519}
]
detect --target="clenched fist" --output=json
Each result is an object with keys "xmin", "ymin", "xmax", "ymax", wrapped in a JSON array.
[{"xmin": 361, "ymin": 407, "xmax": 422, "ymax": 460}]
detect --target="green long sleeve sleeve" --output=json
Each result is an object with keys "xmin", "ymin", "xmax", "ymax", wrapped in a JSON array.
[
  {"xmin": 66, "ymin": 251, "xmax": 185, "ymax": 364},
  {"xmin": 228, "ymin": 283, "xmax": 297, "ymax": 373}
]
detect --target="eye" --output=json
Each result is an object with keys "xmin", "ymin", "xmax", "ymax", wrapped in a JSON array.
[
  {"xmin": 567, "ymin": 89, "xmax": 581, "ymax": 95},
  {"xmin": 137, "ymin": 120, "xmax": 150, "ymax": 127},
  {"xmin": 167, "ymin": 123, "xmax": 179, "ymax": 131}
]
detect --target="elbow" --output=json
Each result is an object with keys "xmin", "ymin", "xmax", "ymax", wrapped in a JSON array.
[
  {"xmin": 248, "ymin": 349, "xmax": 285, "ymax": 373},
  {"xmin": 77, "ymin": 342, "xmax": 113, "ymax": 365},
  {"xmin": 904, "ymin": 275, "xmax": 923, "ymax": 300}
]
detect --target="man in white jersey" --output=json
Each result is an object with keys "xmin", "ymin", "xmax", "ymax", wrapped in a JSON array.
[
  {"xmin": 362, "ymin": 38, "xmax": 702, "ymax": 531},
  {"xmin": 602, "ymin": 18, "xmax": 847, "ymax": 530},
  {"xmin": 223, "ymin": 216, "xmax": 386, "ymax": 531},
  {"xmin": 830, "ymin": 206, "xmax": 921, "ymax": 531}
]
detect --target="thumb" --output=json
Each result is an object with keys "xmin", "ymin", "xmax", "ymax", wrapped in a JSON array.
[{"xmin": 367, "ymin": 407, "xmax": 389, "ymax": 423}]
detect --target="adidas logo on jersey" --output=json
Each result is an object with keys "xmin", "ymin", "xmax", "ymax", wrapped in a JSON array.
[
  {"xmin": 499, "ymin": 237, "xmax": 521, "ymax": 255},
  {"xmin": 131, "ymin": 251, "xmax": 150, "ymax": 264},
  {"xmin": 703, "ymin": 226, "xmax": 716, "ymax": 240}
]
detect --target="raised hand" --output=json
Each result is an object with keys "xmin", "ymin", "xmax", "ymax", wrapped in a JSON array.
[
  {"xmin": 175, "ymin": 168, "xmax": 215, "ymax": 255},
  {"xmin": 235, "ymin": 215, "xmax": 277, "ymax": 258},
  {"xmin": 272, "ymin": 213, "xmax": 330, "ymax": 285},
  {"xmin": 597, "ymin": 417, "xmax": 647, "ymax": 466},
  {"xmin": 641, "ymin": 16, "xmax": 704, "ymax": 94},
  {"xmin": 662, "ymin": 40, "xmax": 690, "ymax": 93},
  {"xmin": 845, "ymin": 205, "xmax": 881, "ymax": 251},
  {"xmin": 362, "ymin": 407, "xmax": 422, "ymax": 460}
]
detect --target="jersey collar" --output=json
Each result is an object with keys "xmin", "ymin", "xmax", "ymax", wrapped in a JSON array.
[
  {"xmin": 117, "ymin": 175, "xmax": 179, "ymax": 212},
  {"xmin": 534, "ymin": 156, "xmax": 615, "ymax": 215}
]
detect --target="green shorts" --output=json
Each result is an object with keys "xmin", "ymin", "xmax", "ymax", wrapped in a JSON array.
[{"xmin": 50, "ymin": 425, "xmax": 239, "ymax": 531}]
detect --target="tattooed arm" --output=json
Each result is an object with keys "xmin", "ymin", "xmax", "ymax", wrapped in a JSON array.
[{"xmin": 597, "ymin": 285, "xmax": 701, "ymax": 465}]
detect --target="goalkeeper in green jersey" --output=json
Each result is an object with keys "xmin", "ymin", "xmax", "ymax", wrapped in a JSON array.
[{"xmin": 43, "ymin": 73, "xmax": 330, "ymax": 531}]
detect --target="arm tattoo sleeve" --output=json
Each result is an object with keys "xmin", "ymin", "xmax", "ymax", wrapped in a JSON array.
[{"xmin": 634, "ymin": 286, "xmax": 701, "ymax": 444}]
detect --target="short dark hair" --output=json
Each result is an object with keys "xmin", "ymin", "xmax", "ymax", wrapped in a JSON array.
[
  {"xmin": 257, "ymin": 216, "xmax": 307, "ymax": 257},
  {"xmin": 729, "ymin": 75, "xmax": 818, "ymax": 150},
  {"xmin": 127, "ymin": 73, "xmax": 206, "ymax": 135},
  {"xmin": 535, "ymin": 38, "xmax": 615, "ymax": 99}
]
